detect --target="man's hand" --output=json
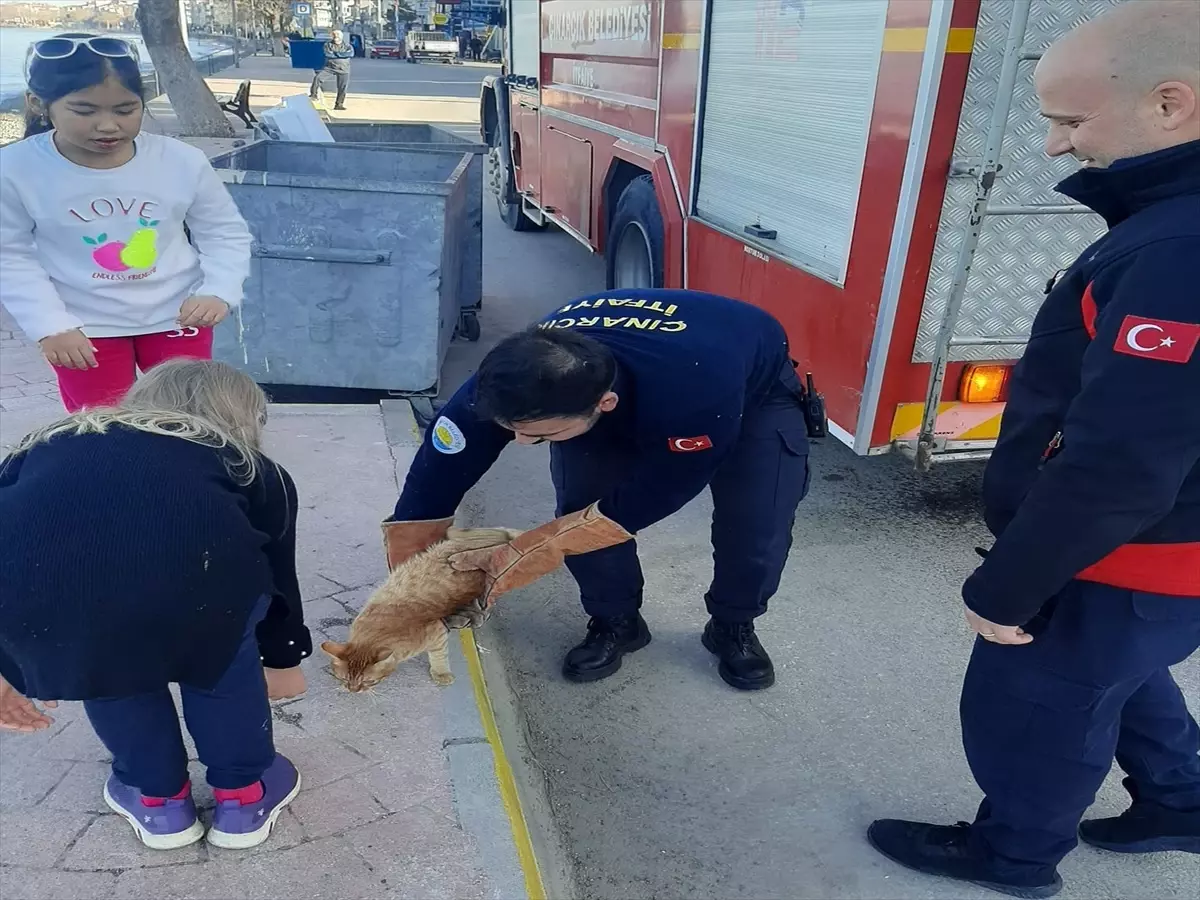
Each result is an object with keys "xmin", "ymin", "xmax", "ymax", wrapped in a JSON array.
[
  {"xmin": 964, "ymin": 605, "xmax": 1033, "ymax": 646},
  {"xmin": 178, "ymin": 295, "xmax": 230, "ymax": 328},
  {"xmin": 0, "ymin": 676, "xmax": 57, "ymax": 732},
  {"xmin": 264, "ymin": 666, "xmax": 307, "ymax": 700},
  {"xmin": 39, "ymin": 328, "xmax": 98, "ymax": 370}
]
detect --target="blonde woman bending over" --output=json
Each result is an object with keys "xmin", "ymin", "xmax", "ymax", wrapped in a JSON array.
[{"xmin": 0, "ymin": 360, "xmax": 307, "ymax": 852}]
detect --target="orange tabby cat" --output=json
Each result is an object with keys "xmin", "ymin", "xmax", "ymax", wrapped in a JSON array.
[{"xmin": 321, "ymin": 527, "xmax": 522, "ymax": 691}]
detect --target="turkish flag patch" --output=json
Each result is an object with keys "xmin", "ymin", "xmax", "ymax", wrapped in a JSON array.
[
  {"xmin": 1114, "ymin": 315, "xmax": 1200, "ymax": 364},
  {"xmin": 668, "ymin": 435, "xmax": 713, "ymax": 453}
]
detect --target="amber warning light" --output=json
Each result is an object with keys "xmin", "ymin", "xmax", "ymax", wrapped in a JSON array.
[{"xmin": 959, "ymin": 364, "xmax": 1010, "ymax": 404}]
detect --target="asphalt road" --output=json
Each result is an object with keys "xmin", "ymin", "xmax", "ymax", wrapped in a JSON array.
[
  {"xmin": 449, "ymin": 206, "xmax": 1200, "ymax": 899},
  {"xmin": 238, "ymin": 51, "xmax": 496, "ymax": 98}
]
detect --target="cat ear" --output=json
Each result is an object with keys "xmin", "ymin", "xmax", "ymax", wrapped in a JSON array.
[
  {"xmin": 320, "ymin": 640, "xmax": 347, "ymax": 659},
  {"xmin": 374, "ymin": 647, "xmax": 394, "ymax": 664}
]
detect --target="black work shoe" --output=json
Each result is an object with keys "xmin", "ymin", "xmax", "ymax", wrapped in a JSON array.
[
  {"xmin": 701, "ymin": 618, "xmax": 775, "ymax": 690},
  {"xmin": 1079, "ymin": 802, "xmax": 1200, "ymax": 854},
  {"xmin": 562, "ymin": 614, "xmax": 651, "ymax": 683},
  {"xmin": 334, "ymin": 105, "xmax": 347, "ymax": 110},
  {"xmin": 867, "ymin": 820, "xmax": 1062, "ymax": 899}
]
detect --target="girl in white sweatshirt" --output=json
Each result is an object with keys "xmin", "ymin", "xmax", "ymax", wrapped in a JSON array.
[{"xmin": 0, "ymin": 34, "xmax": 252, "ymax": 411}]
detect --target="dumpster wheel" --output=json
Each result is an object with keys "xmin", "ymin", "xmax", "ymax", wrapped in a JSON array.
[
  {"xmin": 457, "ymin": 310, "xmax": 482, "ymax": 343},
  {"xmin": 409, "ymin": 397, "xmax": 437, "ymax": 429}
]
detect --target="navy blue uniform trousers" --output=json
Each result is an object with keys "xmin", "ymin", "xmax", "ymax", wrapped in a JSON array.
[
  {"xmin": 963, "ymin": 580, "xmax": 1200, "ymax": 876},
  {"xmin": 84, "ymin": 596, "xmax": 276, "ymax": 797},
  {"xmin": 550, "ymin": 370, "xmax": 811, "ymax": 622}
]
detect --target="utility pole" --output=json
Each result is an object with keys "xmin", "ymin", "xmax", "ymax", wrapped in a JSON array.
[{"xmin": 231, "ymin": 0, "xmax": 240, "ymax": 66}]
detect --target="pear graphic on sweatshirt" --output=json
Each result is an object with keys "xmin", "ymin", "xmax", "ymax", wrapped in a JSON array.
[{"xmin": 84, "ymin": 217, "xmax": 160, "ymax": 273}]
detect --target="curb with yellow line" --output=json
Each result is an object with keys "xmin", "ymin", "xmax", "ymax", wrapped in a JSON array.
[{"xmin": 459, "ymin": 628, "xmax": 548, "ymax": 900}]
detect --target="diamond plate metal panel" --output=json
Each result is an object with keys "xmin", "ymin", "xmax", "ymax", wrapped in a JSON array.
[{"xmin": 913, "ymin": 0, "xmax": 1118, "ymax": 363}]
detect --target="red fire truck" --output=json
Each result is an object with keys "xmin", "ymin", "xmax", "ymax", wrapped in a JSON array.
[{"xmin": 479, "ymin": 0, "xmax": 1120, "ymax": 468}]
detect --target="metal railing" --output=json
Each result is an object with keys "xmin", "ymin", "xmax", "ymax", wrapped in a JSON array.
[{"xmin": 139, "ymin": 43, "xmax": 251, "ymax": 99}]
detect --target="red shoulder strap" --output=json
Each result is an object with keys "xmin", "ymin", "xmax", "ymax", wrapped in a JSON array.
[{"xmin": 1081, "ymin": 282, "xmax": 1098, "ymax": 339}]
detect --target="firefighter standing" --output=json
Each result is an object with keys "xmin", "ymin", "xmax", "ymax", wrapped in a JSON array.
[
  {"xmin": 869, "ymin": 2, "xmax": 1200, "ymax": 897},
  {"xmin": 380, "ymin": 290, "xmax": 820, "ymax": 692}
]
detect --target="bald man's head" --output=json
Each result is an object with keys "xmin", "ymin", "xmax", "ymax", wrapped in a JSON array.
[{"xmin": 1034, "ymin": 0, "xmax": 1200, "ymax": 168}]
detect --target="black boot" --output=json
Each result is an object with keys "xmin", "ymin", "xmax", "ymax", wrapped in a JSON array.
[
  {"xmin": 701, "ymin": 618, "xmax": 774, "ymax": 690},
  {"xmin": 1079, "ymin": 801, "xmax": 1200, "ymax": 854},
  {"xmin": 562, "ymin": 614, "xmax": 651, "ymax": 683},
  {"xmin": 867, "ymin": 819, "xmax": 1063, "ymax": 899}
]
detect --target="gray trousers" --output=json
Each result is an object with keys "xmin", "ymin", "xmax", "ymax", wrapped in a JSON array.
[{"xmin": 310, "ymin": 69, "xmax": 348, "ymax": 107}]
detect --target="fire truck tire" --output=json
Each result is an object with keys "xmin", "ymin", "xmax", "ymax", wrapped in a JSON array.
[
  {"xmin": 606, "ymin": 174, "xmax": 664, "ymax": 290},
  {"xmin": 490, "ymin": 124, "xmax": 545, "ymax": 233}
]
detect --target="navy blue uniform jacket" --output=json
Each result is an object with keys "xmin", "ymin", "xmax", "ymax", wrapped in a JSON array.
[
  {"xmin": 393, "ymin": 290, "xmax": 795, "ymax": 533},
  {"xmin": 965, "ymin": 141, "xmax": 1200, "ymax": 625}
]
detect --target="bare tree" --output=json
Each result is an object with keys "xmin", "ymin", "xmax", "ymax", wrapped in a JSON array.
[{"xmin": 136, "ymin": 0, "xmax": 234, "ymax": 138}]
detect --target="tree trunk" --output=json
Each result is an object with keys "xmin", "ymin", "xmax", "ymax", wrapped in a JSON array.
[{"xmin": 136, "ymin": 0, "xmax": 234, "ymax": 138}]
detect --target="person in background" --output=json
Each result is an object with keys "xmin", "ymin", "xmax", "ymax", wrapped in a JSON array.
[
  {"xmin": 0, "ymin": 34, "xmax": 252, "ymax": 413},
  {"xmin": 868, "ymin": 2, "xmax": 1200, "ymax": 897},
  {"xmin": 469, "ymin": 34, "xmax": 484, "ymax": 62},
  {"xmin": 459, "ymin": 29, "xmax": 471, "ymax": 60},
  {"xmin": 0, "ymin": 360, "xmax": 309, "ymax": 851},
  {"xmin": 310, "ymin": 29, "xmax": 354, "ymax": 111}
]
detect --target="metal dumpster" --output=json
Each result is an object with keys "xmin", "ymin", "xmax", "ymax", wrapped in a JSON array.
[
  {"xmin": 325, "ymin": 123, "xmax": 486, "ymax": 342},
  {"xmin": 208, "ymin": 140, "xmax": 471, "ymax": 410}
]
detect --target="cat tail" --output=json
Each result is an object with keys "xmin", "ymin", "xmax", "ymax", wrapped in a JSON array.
[{"xmin": 444, "ymin": 526, "xmax": 524, "ymax": 548}]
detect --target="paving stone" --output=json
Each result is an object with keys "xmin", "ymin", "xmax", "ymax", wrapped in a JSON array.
[
  {"xmin": 41, "ymin": 720, "xmax": 112, "ymax": 763},
  {"xmin": 345, "ymin": 808, "xmax": 487, "ymax": 900},
  {"xmin": 289, "ymin": 777, "xmax": 387, "ymax": 839},
  {"xmin": 271, "ymin": 735, "xmax": 373, "ymax": 791},
  {"xmin": 114, "ymin": 835, "xmax": 383, "ymax": 900},
  {"xmin": 0, "ymin": 809, "xmax": 96, "ymax": 868},
  {"xmin": 59, "ymin": 814, "xmax": 206, "ymax": 871},
  {"xmin": 352, "ymin": 753, "xmax": 455, "ymax": 817},
  {"xmin": 301, "ymin": 594, "xmax": 358, "ymax": 639},
  {"xmin": 0, "ymin": 866, "xmax": 119, "ymax": 900},
  {"xmin": 0, "ymin": 393, "xmax": 61, "ymax": 413},
  {"xmin": 37, "ymin": 761, "xmax": 109, "ymax": 814},
  {"xmin": 0, "ymin": 756, "xmax": 74, "ymax": 811}
]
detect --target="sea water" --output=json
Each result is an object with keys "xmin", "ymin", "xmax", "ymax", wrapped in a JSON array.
[{"xmin": 0, "ymin": 27, "xmax": 228, "ymax": 104}]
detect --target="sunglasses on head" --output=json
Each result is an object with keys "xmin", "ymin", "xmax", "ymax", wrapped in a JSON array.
[{"xmin": 25, "ymin": 36, "xmax": 139, "ymax": 76}]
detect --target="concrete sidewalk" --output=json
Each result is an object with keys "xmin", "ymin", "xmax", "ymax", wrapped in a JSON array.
[
  {"xmin": 0, "ymin": 319, "xmax": 541, "ymax": 900},
  {"xmin": 141, "ymin": 55, "xmax": 488, "ymax": 141}
]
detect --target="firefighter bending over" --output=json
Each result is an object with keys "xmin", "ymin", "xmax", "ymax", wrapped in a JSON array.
[{"xmin": 381, "ymin": 289, "xmax": 822, "ymax": 692}]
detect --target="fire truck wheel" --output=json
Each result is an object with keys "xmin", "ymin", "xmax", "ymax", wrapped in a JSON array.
[
  {"xmin": 607, "ymin": 174, "xmax": 664, "ymax": 290},
  {"xmin": 490, "ymin": 125, "xmax": 545, "ymax": 232}
]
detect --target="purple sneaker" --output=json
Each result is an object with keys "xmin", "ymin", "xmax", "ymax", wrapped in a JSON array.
[
  {"xmin": 103, "ymin": 776, "xmax": 205, "ymax": 850},
  {"xmin": 207, "ymin": 754, "xmax": 301, "ymax": 849}
]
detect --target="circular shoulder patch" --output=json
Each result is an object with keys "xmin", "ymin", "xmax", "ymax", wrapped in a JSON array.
[{"xmin": 431, "ymin": 416, "xmax": 467, "ymax": 454}]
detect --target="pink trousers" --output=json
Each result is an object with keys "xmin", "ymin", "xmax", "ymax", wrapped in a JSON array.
[{"xmin": 53, "ymin": 327, "xmax": 214, "ymax": 413}]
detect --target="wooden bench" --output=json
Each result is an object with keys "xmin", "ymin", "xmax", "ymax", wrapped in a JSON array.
[{"xmin": 219, "ymin": 80, "xmax": 257, "ymax": 130}]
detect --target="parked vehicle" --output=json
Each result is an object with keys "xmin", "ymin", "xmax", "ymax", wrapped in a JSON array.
[
  {"xmin": 406, "ymin": 30, "xmax": 458, "ymax": 63},
  {"xmin": 370, "ymin": 39, "xmax": 404, "ymax": 59},
  {"xmin": 481, "ymin": 0, "xmax": 1119, "ymax": 468}
]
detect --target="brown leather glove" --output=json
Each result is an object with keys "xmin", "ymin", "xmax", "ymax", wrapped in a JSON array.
[
  {"xmin": 381, "ymin": 516, "xmax": 454, "ymax": 570},
  {"xmin": 447, "ymin": 503, "xmax": 632, "ymax": 606}
]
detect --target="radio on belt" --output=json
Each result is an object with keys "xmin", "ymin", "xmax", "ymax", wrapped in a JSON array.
[{"xmin": 802, "ymin": 372, "xmax": 827, "ymax": 440}]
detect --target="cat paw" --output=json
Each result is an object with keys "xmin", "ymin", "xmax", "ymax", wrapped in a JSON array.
[{"xmin": 431, "ymin": 672, "xmax": 455, "ymax": 686}]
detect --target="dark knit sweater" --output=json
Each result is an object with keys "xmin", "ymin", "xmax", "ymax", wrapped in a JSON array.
[{"xmin": 0, "ymin": 426, "xmax": 311, "ymax": 701}]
